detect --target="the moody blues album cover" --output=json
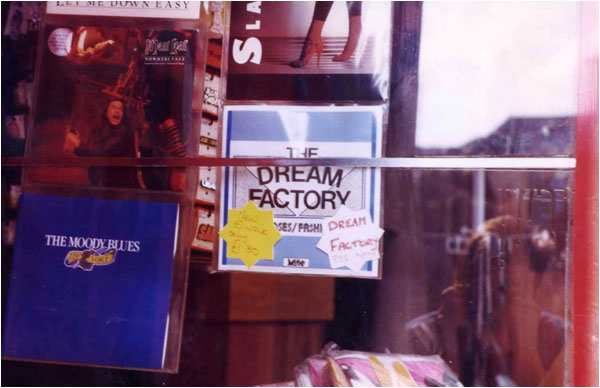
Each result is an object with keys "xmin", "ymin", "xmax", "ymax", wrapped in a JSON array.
[
  {"xmin": 226, "ymin": 1, "xmax": 392, "ymax": 101},
  {"xmin": 2, "ymin": 194, "xmax": 179, "ymax": 369},
  {"xmin": 26, "ymin": 24, "xmax": 197, "ymax": 191},
  {"xmin": 219, "ymin": 105, "xmax": 382, "ymax": 277}
]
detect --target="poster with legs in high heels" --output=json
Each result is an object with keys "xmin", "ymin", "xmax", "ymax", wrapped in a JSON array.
[{"xmin": 225, "ymin": 1, "xmax": 392, "ymax": 101}]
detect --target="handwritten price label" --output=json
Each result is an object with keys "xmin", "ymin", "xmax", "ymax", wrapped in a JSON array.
[
  {"xmin": 219, "ymin": 201, "xmax": 282, "ymax": 268},
  {"xmin": 317, "ymin": 206, "xmax": 384, "ymax": 272}
]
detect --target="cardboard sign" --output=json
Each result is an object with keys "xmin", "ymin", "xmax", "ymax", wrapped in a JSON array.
[
  {"xmin": 219, "ymin": 201, "xmax": 282, "ymax": 268},
  {"xmin": 317, "ymin": 206, "xmax": 384, "ymax": 272},
  {"xmin": 218, "ymin": 105, "xmax": 383, "ymax": 277}
]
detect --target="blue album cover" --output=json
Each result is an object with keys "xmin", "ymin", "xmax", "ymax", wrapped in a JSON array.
[{"xmin": 2, "ymin": 194, "xmax": 179, "ymax": 369}]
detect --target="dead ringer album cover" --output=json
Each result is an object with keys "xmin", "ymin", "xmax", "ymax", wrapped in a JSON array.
[{"xmin": 26, "ymin": 25, "xmax": 197, "ymax": 191}]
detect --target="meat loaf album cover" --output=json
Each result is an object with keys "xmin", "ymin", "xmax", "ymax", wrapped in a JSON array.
[
  {"xmin": 25, "ymin": 25, "xmax": 197, "ymax": 191},
  {"xmin": 225, "ymin": 1, "xmax": 391, "ymax": 101},
  {"xmin": 2, "ymin": 194, "xmax": 179, "ymax": 370}
]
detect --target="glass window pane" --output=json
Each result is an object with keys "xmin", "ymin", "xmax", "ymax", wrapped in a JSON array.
[
  {"xmin": 412, "ymin": 3, "xmax": 580, "ymax": 156},
  {"xmin": 373, "ymin": 168, "xmax": 572, "ymax": 386}
]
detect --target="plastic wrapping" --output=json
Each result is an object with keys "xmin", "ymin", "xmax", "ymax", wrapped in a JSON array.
[{"xmin": 294, "ymin": 343, "xmax": 462, "ymax": 387}]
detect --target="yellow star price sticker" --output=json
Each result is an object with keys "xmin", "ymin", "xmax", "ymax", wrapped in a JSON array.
[{"xmin": 219, "ymin": 201, "xmax": 282, "ymax": 268}]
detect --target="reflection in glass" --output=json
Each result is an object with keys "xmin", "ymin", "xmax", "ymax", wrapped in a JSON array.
[{"xmin": 375, "ymin": 170, "xmax": 572, "ymax": 386}]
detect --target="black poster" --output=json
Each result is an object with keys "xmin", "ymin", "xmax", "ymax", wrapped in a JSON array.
[{"xmin": 226, "ymin": 1, "xmax": 391, "ymax": 101}]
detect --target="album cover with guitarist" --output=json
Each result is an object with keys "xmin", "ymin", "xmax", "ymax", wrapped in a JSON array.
[{"xmin": 25, "ymin": 25, "xmax": 197, "ymax": 191}]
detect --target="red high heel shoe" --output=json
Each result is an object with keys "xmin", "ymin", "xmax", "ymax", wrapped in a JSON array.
[
  {"xmin": 290, "ymin": 38, "xmax": 323, "ymax": 68},
  {"xmin": 333, "ymin": 16, "xmax": 362, "ymax": 62}
]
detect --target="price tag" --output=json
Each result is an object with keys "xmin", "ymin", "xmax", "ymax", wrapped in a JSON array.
[
  {"xmin": 219, "ymin": 201, "xmax": 282, "ymax": 268},
  {"xmin": 317, "ymin": 206, "xmax": 384, "ymax": 272}
]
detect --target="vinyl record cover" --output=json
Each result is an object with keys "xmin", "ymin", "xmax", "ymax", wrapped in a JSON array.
[
  {"xmin": 26, "ymin": 25, "xmax": 196, "ymax": 191},
  {"xmin": 2, "ymin": 194, "xmax": 179, "ymax": 369},
  {"xmin": 219, "ymin": 105, "xmax": 382, "ymax": 277},
  {"xmin": 226, "ymin": 1, "xmax": 391, "ymax": 101}
]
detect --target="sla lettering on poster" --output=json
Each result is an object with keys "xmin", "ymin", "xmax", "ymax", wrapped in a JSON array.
[
  {"xmin": 232, "ymin": 2, "xmax": 262, "ymax": 64},
  {"xmin": 317, "ymin": 206, "xmax": 384, "ymax": 272},
  {"xmin": 45, "ymin": 234, "xmax": 141, "ymax": 252}
]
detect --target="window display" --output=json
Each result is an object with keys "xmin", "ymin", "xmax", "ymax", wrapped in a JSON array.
[{"xmin": 1, "ymin": 1, "xmax": 596, "ymax": 386}]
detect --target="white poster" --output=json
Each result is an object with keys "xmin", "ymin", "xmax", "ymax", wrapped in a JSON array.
[{"xmin": 219, "ymin": 105, "xmax": 383, "ymax": 277}]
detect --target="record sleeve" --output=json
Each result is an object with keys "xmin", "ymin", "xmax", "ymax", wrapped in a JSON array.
[
  {"xmin": 224, "ymin": 1, "xmax": 392, "ymax": 102},
  {"xmin": 25, "ymin": 23, "xmax": 198, "ymax": 192},
  {"xmin": 3, "ymin": 5, "xmax": 208, "ymax": 372},
  {"xmin": 2, "ymin": 193, "xmax": 179, "ymax": 370}
]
